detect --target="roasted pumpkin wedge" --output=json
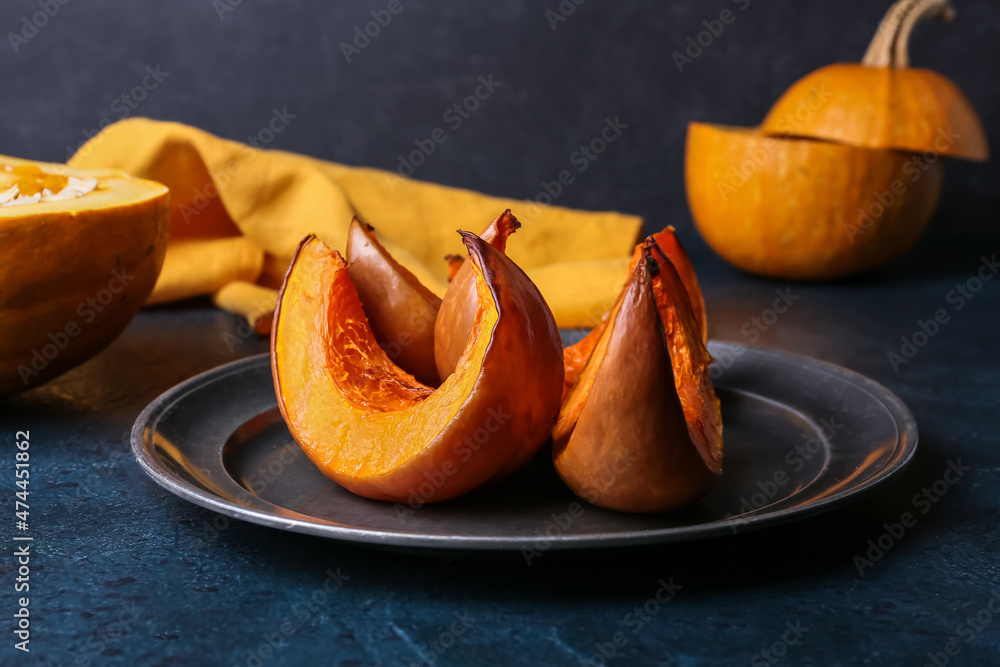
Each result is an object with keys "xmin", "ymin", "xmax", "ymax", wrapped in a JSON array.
[
  {"xmin": 271, "ymin": 231, "xmax": 563, "ymax": 503},
  {"xmin": 346, "ymin": 217, "xmax": 442, "ymax": 386},
  {"xmin": 433, "ymin": 210, "xmax": 520, "ymax": 381},
  {"xmin": 0, "ymin": 156, "xmax": 169, "ymax": 396},
  {"xmin": 562, "ymin": 227, "xmax": 707, "ymax": 400},
  {"xmin": 554, "ymin": 243, "xmax": 722, "ymax": 513}
]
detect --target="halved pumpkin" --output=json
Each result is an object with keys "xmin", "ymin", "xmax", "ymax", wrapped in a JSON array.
[
  {"xmin": 271, "ymin": 231, "xmax": 563, "ymax": 503},
  {"xmin": 346, "ymin": 217, "xmax": 442, "ymax": 386},
  {"xmin": 685, "ymin": 122, "xmax": 944, "ymax": 279},
  {"xmin": 0, "ymin": 156, "xmax": 169, "ymax": 396},
  {"xmin": 553, "ymin": 242, "xmax": 722, "ymax": 513}
]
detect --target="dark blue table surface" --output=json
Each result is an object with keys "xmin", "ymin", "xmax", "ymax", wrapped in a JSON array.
[{"xmin": 2, "ymin": 230, "xmax": 999, "ymax": 666}]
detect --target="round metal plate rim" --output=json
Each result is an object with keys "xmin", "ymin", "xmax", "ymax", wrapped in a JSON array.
[{"xmin": 131, "ymin": 342, "xmax": 918, "ymax": 551}]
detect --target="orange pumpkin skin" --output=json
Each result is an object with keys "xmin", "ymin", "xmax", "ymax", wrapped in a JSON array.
[
  {"xmin": 271, "ymin": 232, "xmax": 563, "ymax": 504},
  {"xmin": 433, "ymin": 210, "xmax": 519, "ymax": 381},
  {"xmin": 685, "ymin": 122, "xmax": 944, "ymax": 280},
  {"xmin": 346, "ymin": 217, "xmax": 442, "ymax": 386},
  {"xmin": 0, "ymin": 157, "xmax": 169, "ymax": 396},
  {"xmin": 553, "ymin": 254, "xmax": 721, "ymax": 514},
  {"xmin": 762, "ymin": 64, "xmax": 988, "ymax": 162}
]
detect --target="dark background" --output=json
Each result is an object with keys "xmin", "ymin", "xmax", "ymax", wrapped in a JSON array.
[
  {"xmin": 1, "ymin": 1, "xmax": 999, "ymax": 666},
  {"xmin": 2, "ymin": 0, "xmax": 997, "ymax": 241}
]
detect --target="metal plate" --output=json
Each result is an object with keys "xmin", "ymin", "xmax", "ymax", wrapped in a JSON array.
[{"xmin": 131, "ymin": 342, "xmax": 917, "ymax": 552}]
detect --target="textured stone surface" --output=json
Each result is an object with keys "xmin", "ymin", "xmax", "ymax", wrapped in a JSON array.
[{"xmin": 1, "ymin": 0, "xmax": 999, "ymax": 665}]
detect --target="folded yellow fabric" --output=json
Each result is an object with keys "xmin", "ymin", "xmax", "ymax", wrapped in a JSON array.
[{"xmin": 69, "ymin": 118, "xmax": 642, "ymax": 329}]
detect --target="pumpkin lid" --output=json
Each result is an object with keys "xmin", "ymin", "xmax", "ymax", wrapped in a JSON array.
[{"xmin": 760, "ymin": 0, "xmax": 989, "ymax": 161}]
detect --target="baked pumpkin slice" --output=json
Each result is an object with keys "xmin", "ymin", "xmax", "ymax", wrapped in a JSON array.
[
  {"xmin": 554, "ymin": 240, "xmax": 723, "ymax": 513},
  {"xmin": 271, "ymin": 231, "xmax": 564, "ymax": 504},
  {"xmin": 0, "ymin": 156, "xmax": 169, "ymax": 396}
]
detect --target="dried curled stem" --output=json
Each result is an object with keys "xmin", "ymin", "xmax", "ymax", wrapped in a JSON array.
[{"xmin": 862, "ymin": 0, "xmax": 954, "ymax": 68}]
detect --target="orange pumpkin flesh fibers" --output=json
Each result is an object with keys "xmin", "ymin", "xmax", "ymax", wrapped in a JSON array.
[
  {"xmin": 433, "ymin": 210, "xmax": 520, "ymax": 381},
  {"xmin": 346, "ymin": 217, "xmax": 442, "ymax": 386},
  {"xmin": 553, "ymin": 247, "xmax": 722, "ymax": 513},
  {"xmin": 761, "ymin": 0, "xmax": 988, "ymax": 161},
  {"xmin": 272, "ymin": 232, "xmax": 563, "ymax": 503}
]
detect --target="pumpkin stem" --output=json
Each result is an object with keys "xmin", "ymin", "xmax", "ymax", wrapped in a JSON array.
[
  {"xmin": 861, "ymin": 0, "xmax": 954, "ymax": 68},
  {"xmin": 893, "ymin": 0, "xmax": 954, "ymax": 67}
]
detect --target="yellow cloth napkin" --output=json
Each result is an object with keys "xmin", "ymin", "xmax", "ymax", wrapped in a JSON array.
[{"xmin": 68, "ymin": 118, "xmax": 642, "ymax": 329}]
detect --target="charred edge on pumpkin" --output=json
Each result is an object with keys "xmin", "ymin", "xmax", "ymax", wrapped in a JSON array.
[
  {"xmin": 641, "ymin": 244, "xmax": 660, "ymax": 278},
  {"xmin": 498, "ymin": 209, "xmax": 522, "ymax": 234},
  {"xmin": 646, "ymin": 236, "xmax": 712, "ymax": 362},
  {"xmin": 353, "ymin": 216, "xmax": 376, "ymax": 233}
]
